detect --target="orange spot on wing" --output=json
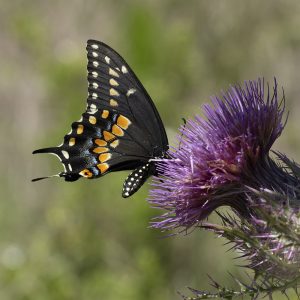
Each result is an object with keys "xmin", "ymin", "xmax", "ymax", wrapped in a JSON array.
[
  {"xmin": 89, "ymin": 116, "xmax": 97, "ymax": 124},
  {"xmin": 79, "ymin": 169, "xmax": 93, "ymax": 178},
  {"xmin": 97, "ymin": 163, "xmax": 109, "ymax": 174},
  {"xmin": 77, "ymin": 124, "xmax": 84, "ymax": 134},
  {"xmin": 112, "ymin": 124, "xmax": 124, "ymax": 136},
  {"xmin": 117, "ymin": 115, "xmax": 131, "ymax": 129},
  {"xmin": 103, "ymin": 131, "xmax": 115, "ymax": 141},
  {"xmin": 95, "ymin": 139, "xmax": 107, "ymax": 146},
  {"xmin": 102, "ymin": 110, "xmax": 109, "ymax": 119},
  {"xmin": 110, "ymin": 99, "xmax": 118, "ymax": 107},
  {"xmin": 110, "ymin": 88, "xmax": 119, "ymax": 96},
  {"xmin": 110, "ymin": 140, "xmax": 119, "ymax": 148},
  {"xmin": 99, "ymin": 153, "xmax": 112, "ymax": 163},
  {"xmin": 69, "ymin": 137, "xmax": 76, "ymax": 146},
  {"xmin": 93, "ymin": 147, "xmax": 109, "ymax": 154}
]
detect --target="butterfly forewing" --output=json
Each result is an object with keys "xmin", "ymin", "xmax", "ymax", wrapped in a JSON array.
[
  {"xmin": 86, "ymin": 40, "xmax": 168, "ymax": 149},
  {"xmin": 33, "ymin": 40, "xmax": 168, "ymax": 197}
]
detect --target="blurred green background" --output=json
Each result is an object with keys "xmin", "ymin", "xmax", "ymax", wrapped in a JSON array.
[{"xmin": 1, "ymin": 1, "xmax": 300, "ymax": 299}]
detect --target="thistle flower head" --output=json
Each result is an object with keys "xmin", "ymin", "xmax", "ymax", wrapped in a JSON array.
[
  {"xmin": 149, "ymin": 78, "xmax": 300, "ymax": 298},
  {"xmin": 150, "ymin": 79, "xmax": 287, "ymax": 230}
]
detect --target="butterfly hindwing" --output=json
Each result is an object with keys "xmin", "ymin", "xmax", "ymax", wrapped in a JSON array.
[{"xmin": 33, "ymin": 40, "xmax": 168, "ymax": 197}]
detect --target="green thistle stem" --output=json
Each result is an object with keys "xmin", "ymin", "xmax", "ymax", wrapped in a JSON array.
[{"xmin": 182, "ymin": 273, "xmax": 300, "ymax": 299}]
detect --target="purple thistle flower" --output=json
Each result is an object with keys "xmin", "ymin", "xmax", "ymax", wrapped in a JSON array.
[
  {"xmin": 149, "ymin": 79, "xmax": 289, "ymax": 230},
  {"xmin": 149, "ymin": 78, "xmax": 300, "ymax": 298}
]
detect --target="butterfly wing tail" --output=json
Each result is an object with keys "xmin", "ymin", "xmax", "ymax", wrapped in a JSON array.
[
  {"xmin": 32, "ymin": 147, "xmax": 61, "ymax": 181},
  {"xmin": 32, "ymin": 146, "xmax": 81, "ymax": 182},
  {"xmin": 32, "ymin": 147, "xmax": 60, "ymax": 155},
  {"xmin": 32, "ymin": 174, "xmax": 61, "ymax": 182}
]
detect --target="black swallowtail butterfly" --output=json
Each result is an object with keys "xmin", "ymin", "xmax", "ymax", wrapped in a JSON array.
[{"xmin": 32, "ymin": 40, "xmax": 169, "ymax": 198}]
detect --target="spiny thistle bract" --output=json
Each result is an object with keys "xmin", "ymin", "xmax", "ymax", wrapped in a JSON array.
[{"xmin": 149, "ymin": 79, "xmax": 300, "ymax": 298}]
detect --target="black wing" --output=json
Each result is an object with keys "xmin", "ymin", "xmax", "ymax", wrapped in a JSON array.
[{"xmin": 33, "ymin": 40, "xmax": 168, "ymax": 194}]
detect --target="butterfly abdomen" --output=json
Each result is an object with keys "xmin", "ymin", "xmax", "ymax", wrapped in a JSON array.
[{"xmin": 122, "ymin": 162, "xmax": 156, "ymax": 198}]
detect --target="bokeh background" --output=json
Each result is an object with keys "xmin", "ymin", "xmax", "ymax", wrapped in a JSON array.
[{"xmin": 1, "ymin": 1, "xmax": 300, "ymax": 299}]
